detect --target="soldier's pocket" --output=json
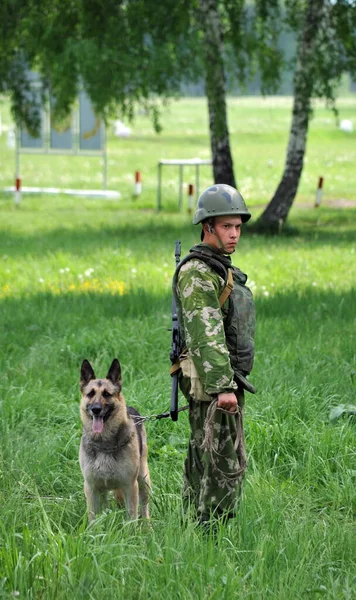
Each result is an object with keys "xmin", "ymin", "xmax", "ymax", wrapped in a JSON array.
[{"xmin": 180, "ymin": 355, "xmax": 214, "ymax": 402}]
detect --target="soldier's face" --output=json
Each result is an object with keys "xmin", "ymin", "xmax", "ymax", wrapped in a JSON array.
[{"xmin": 209, "ymin": 216, "xmax": 242, "ymax": 254}]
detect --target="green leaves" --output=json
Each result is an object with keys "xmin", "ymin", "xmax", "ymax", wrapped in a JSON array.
[{"xmin": 0, "ymin": 0, "xmax": 201, "ymax": 133}]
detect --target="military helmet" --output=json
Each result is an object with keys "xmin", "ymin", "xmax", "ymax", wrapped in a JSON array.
[{"xmin": 193, "ymin": 184, "xmax": 251, "ymax": 224}]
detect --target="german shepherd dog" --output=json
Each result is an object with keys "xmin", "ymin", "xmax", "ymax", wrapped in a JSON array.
[{"xmin": 79, "ymin": 358, "xmax": 150, "ymax": 521}]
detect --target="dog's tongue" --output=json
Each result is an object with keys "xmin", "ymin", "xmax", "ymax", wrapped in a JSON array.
[{"xmin": 92, "ymin": 416, "xmax": 104, "ymax": 434}]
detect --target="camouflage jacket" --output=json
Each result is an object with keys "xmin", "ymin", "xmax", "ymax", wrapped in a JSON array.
[{"xmin": 173, "ymin": 243, "xmax": 255, "ymax": 398}]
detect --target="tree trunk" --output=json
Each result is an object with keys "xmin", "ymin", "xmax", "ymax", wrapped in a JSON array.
[
  {"xmin": 255, "ymin": 0, "xmax": 326, "ymax": 234},
  {"xmin": 199, "ymin": 0, "xmax": 235, "ymax": 187}
]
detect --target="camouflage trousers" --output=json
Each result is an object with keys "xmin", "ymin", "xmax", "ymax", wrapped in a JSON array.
[{"xmin": 182, "ymin": 389, "xmax": 247, "ymax": 519}]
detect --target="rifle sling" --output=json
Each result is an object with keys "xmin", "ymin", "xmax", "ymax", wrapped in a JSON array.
[
  {"xmin": 217, "ymin": 267, "xmax": 234, "ymax": 307},
  {"xmin": 170, "ymin": 268, "xmax": 233, "ymax": 376}
]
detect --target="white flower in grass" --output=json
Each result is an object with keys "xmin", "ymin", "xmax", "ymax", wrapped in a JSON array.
[
  {"xmin": 263, "ymin": 290, "xmax": 270, "ymax": 297},
  {"xmin": 78, "ymin": 274, "xmax": 84, "ymax": 279},
  {"xmin": 38, "ymin": 278, "xmax": 44, "ymax": 283},
  {"xmin": 84, "ymin": 268, "xmax": 94, "ymax": 277},
  {"xmin": 312, "ymin": 282, "xmax": 317, "ymax": 287},
  {"xmin": 131, "ymin": 268, "xmax": 137, "ymax": 273}
]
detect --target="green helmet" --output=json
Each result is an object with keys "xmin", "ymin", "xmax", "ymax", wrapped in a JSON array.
[{"xmin": 193, "ymin": 184, "xmax": 251, "ymax": 225}]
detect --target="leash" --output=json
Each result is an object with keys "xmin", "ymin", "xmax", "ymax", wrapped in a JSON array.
[
  {"xmin": 132, "ymin": 405, "xmax": 189, "ymax": 425},
  {"xmin": 132, "ymin": 400, "xmax": 238, "ymax": 426},
  {"xmin": 200, "ymin": 399, "xmax": 246, "ymax": 482}
]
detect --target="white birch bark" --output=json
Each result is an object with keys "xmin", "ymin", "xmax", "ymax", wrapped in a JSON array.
[
  {"xmin": 257, "ymin": 0, "xmax": 327, "ymax": 232},
  {"xmin": 199, "ymin": 0, "xmax": 236, "ymax": 186}
]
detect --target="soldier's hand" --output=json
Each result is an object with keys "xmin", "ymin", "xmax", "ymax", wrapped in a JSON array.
[{"xmin": 217, "ymin": 392, "xmax": 237, "ymax": 413}]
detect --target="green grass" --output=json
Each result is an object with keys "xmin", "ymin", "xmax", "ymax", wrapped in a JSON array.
[{"xmin": 0, "ymin": 97, "xmax": 355, "ymax": 599}]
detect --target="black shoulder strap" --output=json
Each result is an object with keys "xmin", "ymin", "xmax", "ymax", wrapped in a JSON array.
[{"xmin": 176, "ymin": 250, "xmax": 228, "ymax": 283}]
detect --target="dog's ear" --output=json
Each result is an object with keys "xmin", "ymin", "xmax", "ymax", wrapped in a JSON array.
[
  {"xmin": 106, "ymin": 358, "xmax": 122, "ymax": 387},
  {"xmin": 80, "ymin": 359, "xmax": 95, "ymax": 390}
]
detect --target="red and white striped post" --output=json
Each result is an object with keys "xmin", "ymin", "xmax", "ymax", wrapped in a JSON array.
[
  {"xmin": 315, "ymin": 176, "xmax": 324, "ymax": 207},
  {"xmin": 187, "ymin": 183, "xmax": 194, "ymax": 213},
  {"xmin": 15, "ymin": 176, "xmax": 21, "ymax": 205},
  {"xmin": 134, "ymin": 171, "xmax": 142, "ymax": 196}
]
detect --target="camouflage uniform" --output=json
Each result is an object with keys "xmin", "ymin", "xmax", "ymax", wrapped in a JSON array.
[{"xmin": 174, "ymin": 243, "xmax": 255, "ymax": 519}]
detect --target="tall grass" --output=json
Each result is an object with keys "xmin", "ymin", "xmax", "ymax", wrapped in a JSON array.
[{"xmin": 0, "ymin": 98, "xmax": 355, "ymax": 599}]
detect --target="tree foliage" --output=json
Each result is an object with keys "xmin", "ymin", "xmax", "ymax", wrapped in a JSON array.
[
  {"xmin": 0, "ymin": 0, "xmax": 289, "ymax": 132},
  {"xmin": 0, "ymin": 0, "xmax": 201, "ymax": 131}
]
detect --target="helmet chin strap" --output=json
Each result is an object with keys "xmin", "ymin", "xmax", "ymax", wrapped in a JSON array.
[
  {"xmin": 215, "ymin": 232, "xmax": 226, "ymax": 252},
  {"xmin": 208, "ymin": 225, "xmax": 232, "ymax": 254}
]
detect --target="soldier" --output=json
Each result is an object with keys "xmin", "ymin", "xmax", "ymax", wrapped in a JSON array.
[{"xmin": 172, "ymin": 184, "xmax": 256, "ymax": 525}]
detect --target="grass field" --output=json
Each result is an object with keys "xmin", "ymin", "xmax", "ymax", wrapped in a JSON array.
[
  {"xmin": 0, "ymin": 97, "xmax": 355, "ymax": 599},
  {"xmin": 1, "ymin": 95, "xmax": 356, "ymax": 209}
]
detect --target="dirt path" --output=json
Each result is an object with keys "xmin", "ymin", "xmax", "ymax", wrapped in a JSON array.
[{"xmin": 253, "ymin": 199, "xmax": 356, "ymax": 210}]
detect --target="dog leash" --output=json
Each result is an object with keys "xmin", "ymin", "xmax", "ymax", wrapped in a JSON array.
[
  {"xmin": 131, "ymin": 400, "xmax": 238, "ymax": 425},
  {"xmin": 131, "ymin": 404, "xmax": 189, "ymax": 425}
]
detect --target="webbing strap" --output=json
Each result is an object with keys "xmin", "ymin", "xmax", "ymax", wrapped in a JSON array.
[
  {"xmin": 170, "ymin": 360, "xmax": 181, "ymax": 375},
  {"xmin": 218, "ymin": 268, "xmax": 234, "ymax": 307},
  {"xmin": 170, "ymin": 268, "xmax": 234, "ymax": 376}
]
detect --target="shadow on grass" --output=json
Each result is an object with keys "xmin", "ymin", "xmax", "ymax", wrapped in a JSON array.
[
  {"xmin": 0, "ymin": 287, "xmax": 170, "ymax": 357},
  {"xmin": 1, "ymin": 286, "xmax": 355, "ymax": 369},
  {"xmin": 255, "ymin": 286, "xmax": 356, "ymax": 321},
  {"xmin": 0, "ymin": 220, "xmax": 198, "ymax": 259},
  {"xmin": 246, "ymin": 207, "xmax": 356, "ymax": 243},
  {"xmin": 0, "ymin": 207, "xmax": 355, "ymax": 259}
]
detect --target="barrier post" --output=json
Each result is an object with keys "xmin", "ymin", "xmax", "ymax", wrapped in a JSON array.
[
  {"xmin": 187, "ymin": 183, "xmax": 194, "ymax": 214},
  {"xmin": 315, "ymin": 176, "xmax": 324, "ymax": 207},
  {"xmin": 14, "ymin": 129, "xmax": 21, "ymax": 205},
  {"xmin": 15, "ymin": 177, "xmax": 21, "ymax": 205},
  {"xmin": 134, "ymin": 171, "xmax": 142, "ymax": 196}
]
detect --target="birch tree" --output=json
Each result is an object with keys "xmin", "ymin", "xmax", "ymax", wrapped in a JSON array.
[
  {"xmin": 199, "ymin": 0, "xmax": 235, "ymax": 186},
  {"xmin": 254, "ymin": 0, "xmax": 356, "ymax": 233},
  {"xmin": 197, "ymin": 0, "xmax": 282, "ymax": 186}
]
